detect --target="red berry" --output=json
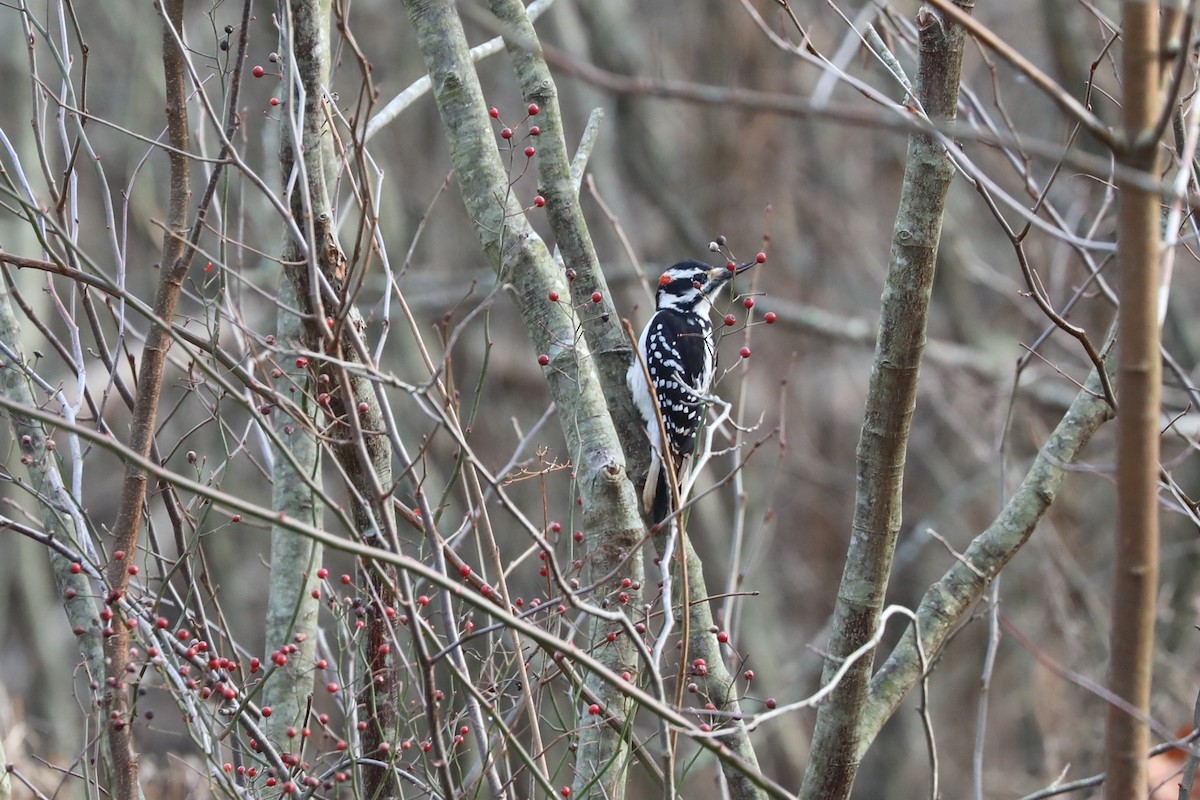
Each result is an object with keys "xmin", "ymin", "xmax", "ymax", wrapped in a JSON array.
[
  {"xmin": 269, "ymin": 97, "xmax": 280, "ymax": 106},
  {"xmin": 529, "ymin": 125, "xmax": 541, "ymax": 136},
  {"xmin": 547, "ymin": 291, "xmax": 559, "ymax": 302},
  {"xmin": 418, "ymin": 595, "xmax": 430, "ymax": 606},
  {"xmin": 488, "ymin": 106, "xmax": 500, "ymax": 118},
  {"xmin": 743, "ymin": 296, "xmax": 755, "ymax": 309},
  {"xmin": 69, "ymin": 562, "xmax": 82, "ymax": 574},
  {"xmin": 533, "ymin": 195, "xmax": 546, "ymax": 208},
  {"xmin": 524, "ymin": 146, "xmax": 536, "ymax": 158},
  {"xmin": 591, "ymin": 291, "xmax": 602, "ymax": 303},
  {"xmin": 252, "ymin": 65, "xmax": 265, "ymax": 78},
  {"xmin": 261, "ymin": 706, "xmax": 273, "ymax": 718},
  {"xmin": 113, "ymin": 550, "xmax": 125, "ymax": 561},
  {"xmin": 744, "ymin": 669, "xmax": 755, "ymax": 681},
  {"xmin": 500, "ymin": 127, "xmax": 513, "ymax": 140},
  {"xmin": 756, "ymin": 252, "xmax": 767, "ymax": 264},
  {"xmin": 527, "ymin": 103, "xmax": 540, "ymax": 116},
  {"xmin": 765, "ymin": 698, "xmax": 777, "ymax": 709},
  {"xmin": 717, "ymin": 631, "xmax": 729, "ymax": 643},
  {"xmin": 739, "ymin": 347, "xmax": 751, "ymax": 359},
  {"xmin": 724, "ymin": 314, "xmax": 736, "ymax": 326},
  {"xmin": 327, "ymin": 682, "xmax": 339, "ymax": 693},
  {"xmin": 317, "ymin": 567, "xmax": 328, "ymax": 579},
  {"xmin": 573, "ymin": 530, "xmax": 584, "ymax": 542},
  {"xmin": 588, "ymin": 703, "xmax": 601, "ymax": 715},
  {"xmin": 562, "ymin": 788, "xmax": 571, "ymax": 798},
  {"xmin": 340, "ymin": 574, "xmax": 351, "ymax": 584},
  {"xmin": 764, "ymin": 311, "xmax": 777, "ymax": 324},
  {"xmin": 73, "ymin": 625, "xmax": 85, "ymax": 636},
  {"xmin": 726, "ymin": 261, "xmax": 737, "ymax": 272},
  {"xmin": 550, "ymin": 521, "xmax": 562, "ymax": 533},
  {"xmin": 231, "ymin": 514, "xmax": 241, "ymax": 523},
  {"xmin": 538, "ymin": 354, "xmax": 550, "ymax": 366},
  {"xmin": 459, "ymin": 564, "xmax": 472, "ymax": 577},
  {"xmin": 128, "ymin": 565, "xmax": 139, "ymax": 575}
]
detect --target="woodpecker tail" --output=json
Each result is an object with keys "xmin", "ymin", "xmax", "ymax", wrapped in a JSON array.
[
  {"xmin": 643, "ymin": 451, "xmax": 690, "ymax": 526},
  {"xmin": 650, "ymin": 458, "xmax": 671, "ymax": 525}
]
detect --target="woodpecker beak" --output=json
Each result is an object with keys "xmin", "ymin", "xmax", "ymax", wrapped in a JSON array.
[{"xmin": 707, "ymin": 260, "xmax": 757, "ymax": 283}]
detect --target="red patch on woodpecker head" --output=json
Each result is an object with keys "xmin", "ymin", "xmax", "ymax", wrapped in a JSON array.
[{"xmin": 659, "ymin": 273, "xmax": 672, "ymax": 287}]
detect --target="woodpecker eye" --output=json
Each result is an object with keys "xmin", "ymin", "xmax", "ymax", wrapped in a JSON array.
[{"xmin": 659, "ymin": 273, "xmax": 672, "ymax": 287}]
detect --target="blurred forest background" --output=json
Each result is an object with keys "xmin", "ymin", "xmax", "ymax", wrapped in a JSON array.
[{"xmin": 0, "ymin": 0, "xmax": 1196, "ymax": 798}]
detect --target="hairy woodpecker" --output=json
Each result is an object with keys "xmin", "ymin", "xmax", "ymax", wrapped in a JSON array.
[{"xmin": 628, "ymin": 259, "xmax": 757, "ymax": 524}]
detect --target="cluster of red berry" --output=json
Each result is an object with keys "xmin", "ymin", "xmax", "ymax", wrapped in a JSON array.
[{"xmin": 488, "ymin": 102, "xmax": 544, "ymax": 207}]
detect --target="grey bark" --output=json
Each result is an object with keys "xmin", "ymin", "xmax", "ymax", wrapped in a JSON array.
[{"xmin": 799, "ymin": 5, "xmax": 972, "ymax": 799}]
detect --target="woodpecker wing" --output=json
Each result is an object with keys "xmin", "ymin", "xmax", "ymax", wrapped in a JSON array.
[{"xmin": 643, "ymin": 307, "xmax": 715, "ymax": 459}]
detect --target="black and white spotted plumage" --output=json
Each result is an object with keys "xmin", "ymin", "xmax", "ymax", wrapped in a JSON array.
[{"xmin": 627, "ymin": 259, "xmax": 756, "ymax": 524}]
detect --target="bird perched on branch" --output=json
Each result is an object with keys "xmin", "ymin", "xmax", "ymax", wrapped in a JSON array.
[{"xmin": 628, "ymin": 258, "xmax": 758, "ymax": 525}]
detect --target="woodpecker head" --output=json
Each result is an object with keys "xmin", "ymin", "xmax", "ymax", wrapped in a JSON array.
[{"xmin": 654, "ymin": 259, "xmax": 757, "ymax": 314}]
